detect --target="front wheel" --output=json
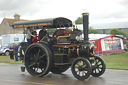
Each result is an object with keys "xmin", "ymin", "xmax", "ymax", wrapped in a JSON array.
[
  {"xmin": 71, "ymin": 57, "xmax": 92, "ymax": 80},
  {"xmin": 91, "ymin": 56, "xmax": 106, "ymax": 77}
]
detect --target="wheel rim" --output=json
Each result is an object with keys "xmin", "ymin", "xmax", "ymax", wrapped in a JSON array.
[
  {"xmin": 92, "ymin": 56, "xmax": 106, "ymax": 77},
  {"xmin": 74, "ymin": 61, "xmax": 88, "ymax": 76},
  {"xmin": 25, "ymin": 45, "xmax": 49, "ymax": 76},
  {"xmin": 5, "ymin": 51, "xmax": 9, "ymax": 56},
  {"xmin": 71, "ymin": 58, "xmax": 91, "ymax": 80}
]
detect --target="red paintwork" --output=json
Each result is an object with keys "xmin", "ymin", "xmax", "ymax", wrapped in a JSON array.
[
  {"xmin": 90, "ymin": 39, "xmax": 102, "ymax": 52},
  {"xmin": 95, "ymin": 49, "xmax": 125, "ymax": 55}
]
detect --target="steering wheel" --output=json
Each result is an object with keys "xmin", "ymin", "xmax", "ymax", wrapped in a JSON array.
[{"xmin": 52, "ymin": 29, "xmax": 67, "ymax": 39}]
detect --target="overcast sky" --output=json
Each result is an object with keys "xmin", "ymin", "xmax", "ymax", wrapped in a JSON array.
[{"xmin": 0, "ymin": 0, "xmax": 128, "ymax": 25}]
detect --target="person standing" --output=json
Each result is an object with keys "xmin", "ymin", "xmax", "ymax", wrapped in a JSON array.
[
  {"xmin": 32, "ymin": 31, "xmax": 38, "ymax": 43},
  {"xmin": 39, "ymin": 26, "xmax": 47, "ymax": 40},
  {"xmin": 13, "ymin": 43, "xmax": 19, "ymax": 61},
  {"xmin": 27, "ymin": 27, "xmax": 35, "ymax": 45},
  {"xmin": 9, "ymin": 45, "xmax": 14, "ymax": 61}
]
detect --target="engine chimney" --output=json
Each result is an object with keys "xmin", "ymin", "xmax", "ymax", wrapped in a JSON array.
[{"xmin": 82, "ymin": 13, "xmax": 89, "ymax": 43}]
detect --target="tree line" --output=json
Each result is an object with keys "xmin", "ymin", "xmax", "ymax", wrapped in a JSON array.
[{"xmin": 75, "ymin": 16, "xmax": 128, "ymax": 39}]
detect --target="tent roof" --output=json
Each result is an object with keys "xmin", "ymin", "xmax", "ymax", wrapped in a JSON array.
[
  {"xmin": 101, "ymin": 35, "xmax": 124, "ymax": 39},
  {"xmin": 89, "ymin": 34, "xmax": 124, "ymax": 40}
]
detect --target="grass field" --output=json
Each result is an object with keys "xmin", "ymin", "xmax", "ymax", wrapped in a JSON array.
[
  {"xmin": 0, "ymin": 56, "xmax": 22, "ymax": 64},
  {"xmin": 0, "ymin": 51, "xmax": 128, "ymax": 69},
  {"xmin": 101, "ymin": 51, "xmax": 128, "ymax": 70}
]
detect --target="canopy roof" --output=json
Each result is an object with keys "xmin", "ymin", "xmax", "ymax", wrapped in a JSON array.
[{"xmin": 12, "ymin": 17, "xmax": 72, "ymax": 28}]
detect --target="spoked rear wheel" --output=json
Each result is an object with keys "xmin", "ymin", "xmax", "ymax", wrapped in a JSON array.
[
  {"xmin": 91, "ymin": 56, "xmax": 106, "ymax": 77},
  {"xmin": 71, "ymin": 57, "xmax": 92, "ymax": 80},
  {"xmin": 25, "ymin": 43, "xmax": 52, "ymax": 77}
]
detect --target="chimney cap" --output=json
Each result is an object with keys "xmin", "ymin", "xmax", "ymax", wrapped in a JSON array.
[
  {"xmin": 14, "ymin": 13, "xmax": 20, "ymax": 16},
  {"xmin": 82, "ymin": 13, "xmax": 89, "ymax": 16}
]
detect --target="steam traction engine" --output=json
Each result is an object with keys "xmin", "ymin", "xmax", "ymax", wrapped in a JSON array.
[{"xmin": 12, "ymin": 13, "xmax": 106, "ymax": 80}]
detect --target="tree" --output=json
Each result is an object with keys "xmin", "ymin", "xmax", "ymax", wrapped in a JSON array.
[
  {"xmin": 75, "ymin": 17, "xmax": 83, "ymax": 24},
  {"xmin": 110, "ymin": 28, "xmax": 127, "ymax": 37},
  {"xmin": 89, "ymin": 27, "xmax": 98, "ymax": 34}
]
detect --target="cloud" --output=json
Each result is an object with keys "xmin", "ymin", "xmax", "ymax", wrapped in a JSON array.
[
  {"xmin": 0, "ymin": 0, "xmax": 128, "ymax": 24},
  {"xmin": 0, "ymin": 0, "xmax": 48, "ymax": 21},
  {"xmin": 0, "ymin": 0, "xmax": 33, "ymax": 11},
  {"xmin": 120, "ymin": 0, "xmax": 128, "ymax": 7}
]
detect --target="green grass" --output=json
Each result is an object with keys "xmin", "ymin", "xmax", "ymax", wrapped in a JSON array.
[
  {"xmin": 101, "ymin": 51, "xmax": 128, "ymax": 70},
  {"xmin": 0, "ymin": 56, "xmax": 22, "ymax": 64}
]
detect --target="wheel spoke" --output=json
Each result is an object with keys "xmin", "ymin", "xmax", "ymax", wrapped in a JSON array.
[
  {"xmin": 40, "ymin": 54, "xmax": 46, "ymax": 59},
  {"xmin": 33, "ymin": 67, "xmax": 35, "ymax": 71},
  {"xmin": 29, "ymin": 62, "xmax": 36, "ymax": 67},
  {"xmin": 98, "ymin": 64, "xmax": 102, "ymax": 66},
  {"xmin": 35, "ymin": 68, "xmax": 39, "ymax": 73},
  {"xmin": 96, "ymin": 59, "xmax": 100, "ymax": 65},
  {"xmin": 94, "ymin": 69, "xmax": 96, "ymax": 73},
  {"xmin": 82, "ymin": 64, "xmax": 86, "ymax": 68},
  {"xmin": 84, "ymin": 67, "xmax": 88, "ymax": 71},
  {"xmin": 33, "ymin": 54, "xmax": 39, "ymax": 63},
  {"xmin": 29, "ymin": 53, "xmax": 34, "ymax": 60},
  {"xmin": 33, "ymin": 54, "xmax": 37, "ymax": 59},
  {"xmin": 98, "ymin": 67, "xmax": 103, "ymax": 69},
  {"xmin": 82, "ymin": 71, "xmax": 86, "ymax": 76},
  {"xmin": 37, "ymin": 49, "xmax": 41, "ymax": 57},
  {"xmin": 97, "ymin": 68, "xmax": 101, "ymax": 72},
  {"xmin": 77, "ymin": 61, "xmax": 81, "ymax": 66},
  {"xmin": 35, "ymin": 63, "xmax": 40, "ymax": 73},
  {"xmin": 41, "ymin": 68, "xmax": 45, "ymax": 71},
  {"xmin": 77, "ymin": 71, "xmax": 80, "ymax": 76}
]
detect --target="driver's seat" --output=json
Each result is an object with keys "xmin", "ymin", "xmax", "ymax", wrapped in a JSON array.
[{"xmin": 52, "ymin": 29, "xmax": 67, "ymax": 39}]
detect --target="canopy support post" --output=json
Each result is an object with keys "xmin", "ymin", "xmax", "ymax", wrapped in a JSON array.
[{"xmin": 23, "ymin": 26, "xmax": 26, "ymax": 42}]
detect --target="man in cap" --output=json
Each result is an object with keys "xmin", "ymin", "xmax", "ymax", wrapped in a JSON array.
[{"xmin": 39, "ymin": 26, "xmax": 48, "ymax": 40}]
